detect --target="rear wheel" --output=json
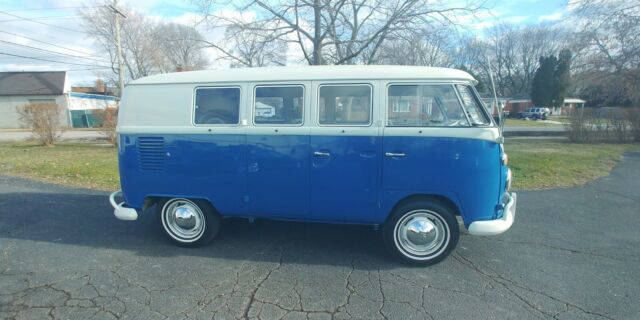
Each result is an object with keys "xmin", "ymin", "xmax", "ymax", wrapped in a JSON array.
[
  {"xmin": 157, "ymin": 198, "xmax": 220, "ymax": 247},
  {"xmin": 383, "ymin": 200, "xmax": 459, "ymax": 266}
]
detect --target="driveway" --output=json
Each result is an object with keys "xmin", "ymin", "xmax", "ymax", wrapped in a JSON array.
[{"xmin": 1, "ymin": 154, "xmax": 639, "ymax": 320}]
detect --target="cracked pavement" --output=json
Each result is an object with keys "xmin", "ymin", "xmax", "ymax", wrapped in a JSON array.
[{"xmin": 1, "ymin": 153, "xmax": 639, "ymax": 320}]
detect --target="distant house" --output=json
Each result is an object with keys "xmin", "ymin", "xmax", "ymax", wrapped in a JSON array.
[
  {"xmin": 503, "ymin": 97, "xmax": 586, "ymax": 116},
  {"xmin": 481, "ymin": 97, "xmax": 510, "ymax": 115},
  {"xmin": 0, "ymin": 71, "xmax": 118, "ymax": 129}
]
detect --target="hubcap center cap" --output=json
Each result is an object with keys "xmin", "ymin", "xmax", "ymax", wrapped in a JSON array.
[
  {"xmin": 405, "ymin": 218, "xmax": 437, "ymax": 246},
  {"xmin": 173, "ymin": 206, "xmax": 197, "ymax": 230}
]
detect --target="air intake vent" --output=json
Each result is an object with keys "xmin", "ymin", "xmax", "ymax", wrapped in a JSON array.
[{"xmin": 137, "ymin": 137, "xmax": 165, "ymax": 171}]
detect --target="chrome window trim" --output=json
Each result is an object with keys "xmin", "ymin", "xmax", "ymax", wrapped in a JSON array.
[
  {"xmin": 251, "ymin": 84, "xmax": 306, "ymax": 127},
  {"xmin": 192, "ymin": 86, "xmax": 242, "ymax": 127},
  {"xmin": 316, "ymin": 83, "xmax": 373, "ymax": 127},
  {"xmin": 385, "ymin": 82, "xmax": 472, "ymax": 128},
  {"xmin": 451, "ymin": 84, "xmax": 474, "ymax": 126},
  {"xmin": 471, "ymin": 85, "xmax": 497, "ymax": 127},
  {"xmin": 117, "ymin": 124, "xmax": 501, "ymax": 142},
  {"xmin": 455, "ymin": 84, "xmax": 492, "ymax": 127}
]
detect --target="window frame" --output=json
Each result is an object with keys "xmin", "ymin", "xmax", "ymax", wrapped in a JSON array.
[
  {"xmin": 385, "ymin": 82, "xmax": 472, "ymax": 128},
  {"xmin": 316, "ymin": 83, "xmax": 373, "ymax": 127},
  {"xmin": 251, "ymin": 84, "xmax": 305, "ymax": 127},
  {"xmin": 192, "ymin": 86, "xmax": 242, "ymax": 127},
  {"xmin": 455, "ymin": 84, "xmax": 493, "ymax": 126}
]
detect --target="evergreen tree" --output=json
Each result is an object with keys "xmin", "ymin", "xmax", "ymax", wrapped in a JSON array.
[
  {"xmin": 531, "ymin": 56, "xmax": 557, "ymax": 107},
  {"xmin": 552, "ymin": 49, "xmax": 572, "ymax": 109},
  {"xmin": 532, "ymin": 50, "xmax": 572, "ymax": 108}
]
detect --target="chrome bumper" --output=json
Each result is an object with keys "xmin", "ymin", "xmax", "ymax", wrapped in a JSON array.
[
  {"xmin": 109, "ymin": 190, "xmax": 138, "ymax": 221},
  {"xmin": 468, "ymin": 192, "xmax": 516, "ymax": 236}
]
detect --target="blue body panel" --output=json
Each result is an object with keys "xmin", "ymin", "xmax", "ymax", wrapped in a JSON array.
[
  {"xmin": 119, "ymin": 133, "xmax": 503, "ymax": 227},
  {"xmin": 310, "ymin": 135, "xmax": 380, "ymax": 222},
  {"xmin": 381, "ymin": 136, "xmax": 501, "ymax": 226},
  {"xmin": 247, "ymin": 134, "xmax": 309, "ymax": 218}
]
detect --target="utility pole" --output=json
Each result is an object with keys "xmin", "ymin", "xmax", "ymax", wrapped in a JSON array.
[{"xmin": 109, "ymin": 1, "xmax": 126, "ymax": 97}]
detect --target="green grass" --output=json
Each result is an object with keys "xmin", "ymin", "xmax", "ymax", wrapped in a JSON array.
[
  {"xmin": 0, "ymin": 139, "xmax": 638, "ymax": 191},
  {"xmin": 0, "ymin": 142, "xmax": 119, "ymax": 191},
  {"xmin": 504, "ymin": 118, "xmax": 560, "ymax": 127},
  {"xmin": 506, "ymin": 138, "xmax": 640, "ymax": 190}
]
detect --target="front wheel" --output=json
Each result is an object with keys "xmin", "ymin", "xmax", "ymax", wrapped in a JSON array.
[
  {"xmin": 157, "ymin": 198, "xmax": 220, "ymax": 247},
  {"xmin": 383, "ymin": 200, "xmax": 459, "ymax": 266}
]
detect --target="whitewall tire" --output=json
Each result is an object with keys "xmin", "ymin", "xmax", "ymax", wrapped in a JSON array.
[
  {"xmin": 157, "ymin": 198, "xmax": 220, "ymax": 247},
  {"xmin": 383, "ymin": 200, "xmax": 459, "ymax": 266}
]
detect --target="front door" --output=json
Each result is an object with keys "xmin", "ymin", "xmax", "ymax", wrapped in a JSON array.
[{"xmin": 309, "ymin": 83, "xmax": 380, "ymax": 223}]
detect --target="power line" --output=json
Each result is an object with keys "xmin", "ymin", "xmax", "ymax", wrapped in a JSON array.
[
  {"xmin": 4, "ymin": 6, "xmax": 103, "ymax": 12},
  {"xmin": 0, "ymin": 52, "xmax": 112, "ymax": 68},
  {"xmin": 0, "ymin": 10, "xmax": 92, "ymax": 34},
  {"xmin": 67, "ymin": 67, "xmax": 113, "ymax": 71},
  {"xmin": 0, "ymin": 15, "xmax": 81, "ymax": 23},
  {"xmin": 0, "ymin": 31, "xmax": 97, "ymax": 56},
  {"xmin": 0, "ymin": 39, "xmax": 110, "ymax": 64}
]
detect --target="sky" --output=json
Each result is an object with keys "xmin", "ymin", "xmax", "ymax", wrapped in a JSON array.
[{"xmin": 0, "ymin": 0, "xmax": 569, "ymax": 86}]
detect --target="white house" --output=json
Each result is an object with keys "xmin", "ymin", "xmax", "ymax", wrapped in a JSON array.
[{"xmin": 0, "ymin": 71, "xmax": 118, "ymax": 129}]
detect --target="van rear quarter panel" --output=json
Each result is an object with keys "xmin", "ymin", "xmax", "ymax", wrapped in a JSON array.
[{"xmin": 120, "ymin": 134, "xmax": 248, "ymax": 215}]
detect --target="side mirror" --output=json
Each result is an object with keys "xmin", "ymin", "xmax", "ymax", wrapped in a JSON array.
[{"xmin": 493, "ymin": 115, "xmax": 501, "ymax": 126}]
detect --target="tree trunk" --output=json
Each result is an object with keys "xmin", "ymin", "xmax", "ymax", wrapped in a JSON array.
[{"xmin": 312, "ymin": 0, "xmax": 322, "ymax": 65}]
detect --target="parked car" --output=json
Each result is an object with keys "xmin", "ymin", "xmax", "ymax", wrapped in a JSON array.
[
  {"xmin": 109, "ymin": 65, "xmax": 516, "ymax": 266},
  {"xmin": 518, "ymin": 107, "xmax": 548, "ymax": 120}
]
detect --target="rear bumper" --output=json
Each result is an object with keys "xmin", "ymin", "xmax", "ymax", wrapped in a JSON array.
[
  {"xmin": 109, "ymin": 190, "xmax": 138, "ymax": 221},
  {"xmin": 468, "ymin": 192, "xmax": 516, "ymax": 236}
]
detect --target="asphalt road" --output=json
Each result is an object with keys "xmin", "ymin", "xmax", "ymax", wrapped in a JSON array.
[{"xmin": 1, "ymin": 154, "xmax": 639, "ymax": 320}]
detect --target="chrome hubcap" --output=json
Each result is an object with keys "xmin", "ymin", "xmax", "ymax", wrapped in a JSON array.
[
  {"xmin": 395, "ymin": 210, "xmax": 449, "ymax": 259},
  {"xmin": 162, "ymin": 199, "xmax": 205, "ymax": 242}
]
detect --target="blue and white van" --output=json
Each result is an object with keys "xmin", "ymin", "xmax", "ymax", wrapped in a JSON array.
[{"xmin": 109, "ymin": 66, "xmax": 516, "ymax": 265}]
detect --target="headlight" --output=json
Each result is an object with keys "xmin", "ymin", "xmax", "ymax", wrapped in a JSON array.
[
  {"xmin": 502, "ymin": 153, "xmax": 509, "ymax": 165},
  {"xmin": 506, "ymin": 168, "xmax": 512, "ymax": 191}
]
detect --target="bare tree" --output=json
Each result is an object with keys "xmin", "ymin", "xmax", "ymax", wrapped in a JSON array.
[
  {"xmin": 201, "ymin": 22, "xmax": 287, "ymax": 67},
  {"xmin": 193, "ymin": 0, "xmax": 484, "ymax": 66},
  {"xmin": 570, "ymin": 0, "xmax": 640, "ymax": 106},
  {"xmin": 153, "ymin": 23, "xmax": 210, "ymax": 72},
  {"xmin": 81, "ymin": 1, "xmax": 210, "ymax": 84},
  {"xmin": 486, "ymin": 23, "xmax": 564, "ymax": 96},
  {"xmin": 372, "ymin": 28, "xmax": 454, "ymax": 67},
  {"xmin": 448, "ymin": 23, "xmax": 565, "ymax": 97}
]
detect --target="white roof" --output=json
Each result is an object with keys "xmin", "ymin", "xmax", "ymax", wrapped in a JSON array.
[{"xmin": 130, "ymin": 65, "xmax": 476, "ymax": 85}]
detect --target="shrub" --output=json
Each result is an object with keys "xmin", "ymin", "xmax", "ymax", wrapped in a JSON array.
[
  {"xmin": 95, "ymin": 107, "xmax": 118, "ymax": 145},
  {"xmin": 16, "ymin": 103, "xmax": 65, "ymax": 146},
  {"xmin": 565, "ymin": 107, "xmax": 638, "ymax": 143},
  {"xmin": 628, "ymin": 108, "xmax": 640, "ymax": 142}
]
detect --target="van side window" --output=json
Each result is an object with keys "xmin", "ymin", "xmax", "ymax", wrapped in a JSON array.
[
  {"xmin": 254, "ymin": 86, "xmax": 304, "ymax": 125},
  {"xmin": 319, "ymin": 85, "xmax": 371, "ymax": 125},
  {"xmin": 456, "ymin": 85, "xmax": 490, "ymax": 126},
  {"xmin": 194, "ymin": 87, "xmax": 240, "ymax": 125},
  {"xmin": 387, "ymin": 84, "xmax": 470, "ymax": 127}
]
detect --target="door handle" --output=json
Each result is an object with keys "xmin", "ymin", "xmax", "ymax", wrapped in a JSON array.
[
  {"xmin": 385, "ymin": 152, "xmax": 406, "ymax": 157},
  {"xmin": 313, "ymin": 151, "xmax": 331, "ymax": 157}
]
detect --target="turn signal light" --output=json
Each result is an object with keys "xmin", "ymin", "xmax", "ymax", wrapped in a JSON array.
[{"xmin": 502, "ymin": 153, "xmax": 509, "ymax": 165}]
